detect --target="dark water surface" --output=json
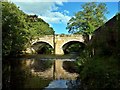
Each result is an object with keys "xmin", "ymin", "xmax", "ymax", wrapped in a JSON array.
[{"xmin": 3, "ymin": 54, "xmax": 80, "ymax": 89}]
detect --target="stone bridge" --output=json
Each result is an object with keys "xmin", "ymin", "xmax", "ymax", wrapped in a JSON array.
[{"xmin": 26, "ymin": 34, "xmax": 85, "ymax": 55}]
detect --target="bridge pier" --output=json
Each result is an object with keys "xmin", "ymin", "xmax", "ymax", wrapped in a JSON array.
[
  {"xmin": 55, "ymin": 37, "xmax": 64, "ymax": 55},
  {"xmin": 55, "ymin": 47, "xmax": 64, "ymax": 55}
]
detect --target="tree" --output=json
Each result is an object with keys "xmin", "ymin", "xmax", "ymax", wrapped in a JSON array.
[
  {"xmin": 2, "ymin": 2, "xmax": 29, "ymax": 56},
  {"xmin": 66, "ymin": 2, "xmax": 108, "ymax": 42},
  {"xmin": 26, "ymin": 15, "xmax": 54, "ymax": 37},
  {"xmin": 2, "ymin": 2, "xmax": 54, "ymax": 56}
]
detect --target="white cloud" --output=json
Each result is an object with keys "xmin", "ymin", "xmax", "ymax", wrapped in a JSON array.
[
  {"xmin": 38, "ymin": 11, "xmax": 71, "ymax": 24},
  {"xmin": 54, "ymin": 0, "xmax": 68, "ymax": 5},
  {"xmin": 63, "ymin": 10, "xmax": 69, "ymax": 14},
  {"xmin": 10, "ymin": 0, "xmax": 71, "ymax": 24},
  {"xmin": 35, "ymin": 2, "xmax": 71, "ymax": 24}
]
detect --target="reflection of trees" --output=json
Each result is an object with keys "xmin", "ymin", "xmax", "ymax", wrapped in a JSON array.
[
  {"xmin": 3, "ymin": 58, "xmax": 53, "ymax": 89},
  {"xmin": 63, "ymin": 61, "xmax": 79, "ymax": 73},
  {"xmin": 30, "ymin": 60, "xmax": 53, "ymax": 72},
  {"xmin": 3, "ymin": 58, "xmax": 31, "ymax": 89},
  {"xmin": 2, "ymin": 58, "xmax": 11, "ymax": 89}
]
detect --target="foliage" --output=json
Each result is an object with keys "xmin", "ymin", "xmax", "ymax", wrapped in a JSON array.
[
  {"xmin": 37, "ymin": 44, "xmax": 53, "ymax": 54},
  {"xmin": 26, "ymin": 15, "xmax": 54, "ymax": 40},
  {"xmin": 63, "ymin": 42, "xmax": 85, "ymax": 54},
  {"xmin": 75, "ymin": 13, "xmax": 120, "ymax": 88},
  {"xmin": 116, "ymin": 13, "xmax": 120, "ymax": 57},
  {"xmin": 75, "ymin": 47, "xmax": 120, "ymax": 89},
  {"xmin": 2, "ymin": 2, "xmax": 28, "ymax": 56},
  {"xmin": 66, "ymin": 2, "xmax": 108, "ymax": 35},
  {"xmin": 2, "ymin": 2, "xmax": 54, "ymax": 56},
  {"xmin": 75, "ymin": 47, "xmax": 92, "ymax": 72},
  {"xmin": 66, "ymin": 43, "xmax": 84, "ymax": 53},
  {"xmin": 80, "ymin": 56, "xmax": 120, "ymax": 89}
]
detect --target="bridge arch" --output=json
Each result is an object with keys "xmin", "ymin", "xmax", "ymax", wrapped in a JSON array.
[
  {"xmin": 31, "ymin": 41, "xmax": 54, "ymax": 54},
  {"xmin": 61, "ymin": 40, "xmax": 85, "ymax": 54},
  {"xmin": 60, "ymin": 40, "xmax": 84, "ymax": 49},
  {"xmin": 31, "ymin": 40, "xmax": 53, "ymax": 48}
]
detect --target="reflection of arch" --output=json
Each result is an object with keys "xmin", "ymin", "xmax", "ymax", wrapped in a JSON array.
[
  {"xmin": 62, "ymin": 41, "xmax": 85, "ymax": 54},
  {"xmin": 63, "ymin": 61, "xmax": 79, "ymax": 73}
]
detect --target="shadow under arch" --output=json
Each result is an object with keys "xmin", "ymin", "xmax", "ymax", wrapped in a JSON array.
[
  {"xmin": 32, "ymin": 41, "xmax": 54, "ymax": 54},
  {"xmin": 62, "ymin": 41, "xmax": 85, "ymax": 55}
]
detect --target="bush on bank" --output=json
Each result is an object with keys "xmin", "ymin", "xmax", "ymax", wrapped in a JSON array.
[{"xmin": 79, "ymin": 56, "xmax": 120, "ymax": 89}]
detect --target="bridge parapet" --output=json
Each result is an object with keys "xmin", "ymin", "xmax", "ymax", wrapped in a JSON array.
[
  {"xmin": 33, "ymin": 34, "xmax": 83, "ymax": 38},
  {"xmin": 56, "ymin": 34, "xmax": 83, "ymax": 37}
]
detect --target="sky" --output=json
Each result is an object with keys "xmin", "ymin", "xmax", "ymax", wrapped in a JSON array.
[{"xmin": 9, "ymin": 0, "xmax": 119, "ymax": 34}]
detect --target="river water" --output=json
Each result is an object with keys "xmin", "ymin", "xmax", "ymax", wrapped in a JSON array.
[{"xmin": 3, "ymin": 54, "xmax": 80, "ymax": 89}]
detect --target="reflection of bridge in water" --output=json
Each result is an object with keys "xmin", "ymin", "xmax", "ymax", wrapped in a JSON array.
[
  {"xmin": 24, "ymin": 34, "xmax": 85, "ymax": 80},
  {"xmin": 23, "ymin": 55, "xmax": 79, "ymax": 80},
  {"xmin": 31, "ymin": 60, "xmax": 78, "ymax": 80}
]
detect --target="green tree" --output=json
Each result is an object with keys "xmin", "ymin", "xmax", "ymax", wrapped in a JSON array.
[
  {"xmin": 66, "ymin": 2, "xmax": 108, "ymax": 42},
  {"xmin": 25, "ymin": 15, "xmax": 54, "ymax": 48},
  {"xmin": 2, "ymin": 2, "xmax": 29, "ymax": 56},
  {"xmin": 2, "ymin": 2, "xmax": 54, "ymax": 56},
  {"xmin": 26, "ymin": 15, "xmax": 54, "ymax": 38}
]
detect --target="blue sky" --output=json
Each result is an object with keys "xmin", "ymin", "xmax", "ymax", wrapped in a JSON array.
[{"xmin": 10, "ymin": 0, "xmax": 119, "ymax": 34}]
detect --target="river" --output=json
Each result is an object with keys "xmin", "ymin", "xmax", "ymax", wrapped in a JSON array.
[{"xmin": 3, "ymin": 54, "xmax": 80, "ymax": 89}]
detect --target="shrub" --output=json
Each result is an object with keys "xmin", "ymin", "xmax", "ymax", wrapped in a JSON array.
[{"xmin": 80, "ymin": 56, "xmax": 120, "ymax": 89}]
